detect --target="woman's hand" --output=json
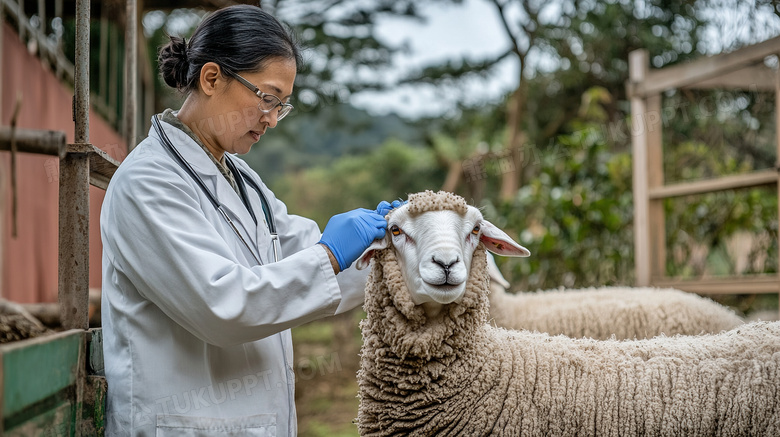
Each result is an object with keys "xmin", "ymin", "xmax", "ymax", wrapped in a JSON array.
[
  {"xmin": 319, "ymin": 208, "xmax": 388, "ymax": 272},
  {"xmin": 375, "ymin": 199, "xmax": 405, "ymax": 217}
]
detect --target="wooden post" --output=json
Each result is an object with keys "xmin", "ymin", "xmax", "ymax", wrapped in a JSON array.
[
  {"xmin": 629, "ymin": 50, "xmax": 651, "ymax": 286},
  {"xmin": 775, "ymin": 64, "xmax": 780, "ymax": 319},
  {"xmin": 59, "ymin": 0, "xmax": 91, "ymax": 330},
  {"xmin": 646, "ymin": 94, "xmax": 666, "ymax": 281}
]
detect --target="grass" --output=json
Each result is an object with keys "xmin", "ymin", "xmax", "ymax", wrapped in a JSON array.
[{"xmin": 293, "ymin": 310, "xmax": 364, "ymax": 437}]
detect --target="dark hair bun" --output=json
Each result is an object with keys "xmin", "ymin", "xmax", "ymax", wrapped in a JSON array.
[{"xmin": 158, "ymin": 35, "xmax": 190, "ymax": 90}]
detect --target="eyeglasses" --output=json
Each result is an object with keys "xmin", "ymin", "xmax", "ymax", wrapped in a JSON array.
[{"xmin": 231, "ymin": 72, "xmax": 294, "ymax": 121}]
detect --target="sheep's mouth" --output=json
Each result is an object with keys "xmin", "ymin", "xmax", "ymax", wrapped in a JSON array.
[
  {"xmin": 425, "ymin": 282, "xmax": 460, "ymax": 292},
  {"xmin": 418, "ymin": 281, "xmax": 467, "ymax": 305}
]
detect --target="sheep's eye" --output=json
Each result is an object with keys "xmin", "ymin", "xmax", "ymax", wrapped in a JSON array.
[
  {"xmin": 390, "ymin": 225, "xmax": 402, "ymax": 236},
  {"xmin": 471, "ymin": 225, "xmax": 481, "ymax": 235}
]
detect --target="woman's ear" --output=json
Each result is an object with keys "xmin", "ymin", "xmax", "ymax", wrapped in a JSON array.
[{"xmin": 199, "ymin": 62, "xmax": 222, "ymax": 96}]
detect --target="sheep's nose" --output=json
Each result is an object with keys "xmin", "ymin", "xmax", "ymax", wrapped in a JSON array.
[{"xmin": 432, "ymin": 256, "xmax": 459, "ymax": 275}]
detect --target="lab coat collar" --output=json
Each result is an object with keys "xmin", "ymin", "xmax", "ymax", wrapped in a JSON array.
[{"xmin": 149, "ymin": 117, "xmax": 263, "ymax": 261}]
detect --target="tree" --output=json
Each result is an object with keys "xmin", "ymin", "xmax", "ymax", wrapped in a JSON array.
[{"xmin": 404, "ymin": 0, "xmax": 711, "ymax": 199}]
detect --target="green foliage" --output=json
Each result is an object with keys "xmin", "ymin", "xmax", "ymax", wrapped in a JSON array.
[
  {"xmin": 245, "ymin": 103, "xmax": 424, "ymax": 185},
  {"xmin": 664, "ymin": 140, "xmax": 778, "ymax": 278},
  {"xmin": 485, "ymin": 125, "xmax": 635, "ymax": 291},
  {"xmin": 484, "ymin": 120, "xmax": 778, "ymax": 292},
  {"xmin": 661, "ymin": 90, "xmax": 777, "ymax": 183},
  {"xmin": 271, "ymin": 139, "xmax": 445, "ymax": 226}
]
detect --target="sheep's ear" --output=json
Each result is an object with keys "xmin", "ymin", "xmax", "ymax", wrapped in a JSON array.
[
  {"xmin": 480, "ymin": 220, "xmax": 530, "ymax": 257},
  {"xmin": 486, "ymin": 253, "xmax": 511, "ymax": 287},
  {"xmin": 356, "ymin": 236, "xmax": 389, "ymax": 270}
]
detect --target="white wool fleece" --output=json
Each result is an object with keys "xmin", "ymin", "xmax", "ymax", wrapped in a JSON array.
[{"xmin": 357, "ymin": 191, "xmax": 780, "ymax": 437}]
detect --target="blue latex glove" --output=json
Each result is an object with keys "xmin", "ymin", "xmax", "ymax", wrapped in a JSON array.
[
  {"xmin": 319, "ymin": 208, "xmax": 388, "ymax": 271},
  {"xmin": 376, "ymin": 200, "xmax": 405, "ymax": 216}
]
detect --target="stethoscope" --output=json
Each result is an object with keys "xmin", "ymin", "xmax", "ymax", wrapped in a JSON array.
[{"xmin": 152, "ymin": 116, "xmax": 279, "ymax": 265}]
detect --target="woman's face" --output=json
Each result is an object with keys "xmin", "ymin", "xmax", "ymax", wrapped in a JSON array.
[{"xmin": 206, "ymin": 57, "xmax": 296, "ymax": 156}]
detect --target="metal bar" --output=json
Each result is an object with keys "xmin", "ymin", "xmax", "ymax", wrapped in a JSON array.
[
  {"xmin": 99, "ymin": 6, "xmax": 108, "ymax": 112},
  {"xmin": 647, "ymin": 170, "xmax": 778, "ymax": 199},
  {"xmin": 37, "ymin": 0, "xmax": 44, "ymax": 35},
  {"xmin": 66, "ymin": 143, "xmax": 120, "ymax": 189},
  {"xmin": 1, "ymin": 0, "xmax": 73, "ymax": 85},
  {"xmin": 73, "ymin": 0, "xmax": 90, "ymax": 144},
  {"xmin": 58, "ymin": 152, "xmax": 90, "ymax": 330},
  {"xmin": 124, "ymin": 0, "xmax": 138, "ymax": 150},
  {"xmin": 0, "ymin": 0, "xmax": 4, "ymax": 123},
  {"xmin": 36, "ymin": 0, "xmax": 47, "ymax": 60},
  {"xmin": 629, "ymin": 49, "xmax": 651, "ymax": 286},
  {"xmin": 108, "ymin": 23, "xmax": 117, "ymax": 126},
  {"xmin": 17, "ymin": 0, "xmax": 24, "ymax": 42},
  {"xmin": 59, "ymin": 0, "xmax": 91, "ymax": 331},
  {"xmin": 0, "ymin": 0, "xmax": 3, "ymax": 298},
  {"xmin": 0, "ymin": 127, "xmax": 67, "ymax": 158},
  {"xmin": 55, "ymin": 0, "xmax": 63, "ymax": 79},
  {"xmin": 652, "ymin": 276, "xmax": 780, "ymax": 295}
]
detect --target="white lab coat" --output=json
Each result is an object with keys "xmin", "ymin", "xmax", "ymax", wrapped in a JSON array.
[{"xmin": 100, "ymin": 117, "xmax": 369, "ymax": 436}]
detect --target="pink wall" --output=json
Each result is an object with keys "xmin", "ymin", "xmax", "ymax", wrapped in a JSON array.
[{"xmin": 1, "ymin": 22, "xmax": 126, "ymax": 303}]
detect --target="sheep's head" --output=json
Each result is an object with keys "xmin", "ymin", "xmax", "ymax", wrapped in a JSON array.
[{"xmin": 357, "ymin": 191, "xmax": 529, "ymax": 317}]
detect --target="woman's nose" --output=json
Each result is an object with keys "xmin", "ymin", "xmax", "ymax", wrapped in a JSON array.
[{"xmin": 261, "ymin": 110, "xmax": 279, "ymax": 128}]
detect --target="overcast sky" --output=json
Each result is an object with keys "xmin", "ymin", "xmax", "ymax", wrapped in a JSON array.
[
  {"xmin": 350, "ymin": 0, "xmax": 518, "ymax": 118},
  {"xmin": 350, "ymin": 0, "xmax": 780, "ymax": 119},
  {"xmin": 147, "ymin": 1, "xmax": 780, "ymax": 119}
]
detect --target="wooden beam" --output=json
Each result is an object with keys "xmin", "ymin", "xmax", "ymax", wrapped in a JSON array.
[
  {"xmin": 653, "ymin": 275, "xmax": 779, "ymax": 295},
  {"xmin": 682, "ymin": 64, "xmax": 775, "ymax": 91},
  {"xmin": 627, "ymin": 36, "xmax": 780, "ymax": 97},
  {"xmin": 648, "ymin": 170, "xmax": 777, "ymax": 199},
  {"xmin": 0, "ymin": 128, "xmax": 66, "ymax": 158}
]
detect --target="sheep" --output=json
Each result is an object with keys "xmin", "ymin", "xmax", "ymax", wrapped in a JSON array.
[
  {"xmin": 356, "ymin": 190, "xmax": 780, "ymax": 436},
  {"xmin": 486, "ymin": 256, "xmax": 744, "ymax": 340}
]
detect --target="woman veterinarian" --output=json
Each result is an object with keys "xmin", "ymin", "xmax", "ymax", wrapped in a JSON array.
[{"xmin": 100, "ymin": 5, "xmax": 397, "ymax": 436}]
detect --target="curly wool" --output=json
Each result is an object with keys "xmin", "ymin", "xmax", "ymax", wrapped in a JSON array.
[
  {"xmin": 357, "ymin": 190, "xmax": 780, "ymax": 436},
  {"xmin": 405, "ymin": 190, "xmax": 469, "ymax": 216},
  {"xmin": 358, "ymin": 248, "xmax": 780, "ymax": 436},
  {"xmin": 488, "ymin": 286, "xmax": 744, "ymax": 340}
]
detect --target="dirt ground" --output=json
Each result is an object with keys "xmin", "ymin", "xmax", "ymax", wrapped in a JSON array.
[{"xmin": 292, "ymin": 309, "xmax": 364, "ymax": 437}]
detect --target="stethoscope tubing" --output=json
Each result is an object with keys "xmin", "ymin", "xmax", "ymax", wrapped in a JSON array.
[{"xmin": 151, "ymin": 117, "xmax": 277, "ymax": 265}]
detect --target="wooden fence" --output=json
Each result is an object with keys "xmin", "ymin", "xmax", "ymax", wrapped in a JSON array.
[{"xmin": 628, "ymin": 37, "xmax": 780, "ymax": 314}]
